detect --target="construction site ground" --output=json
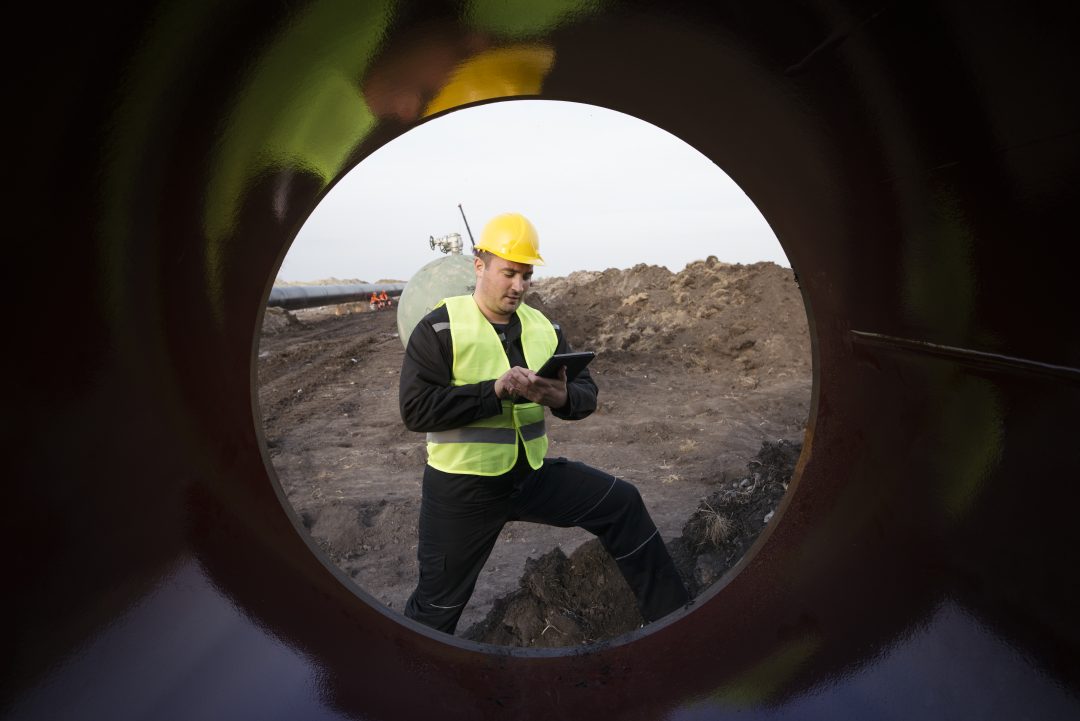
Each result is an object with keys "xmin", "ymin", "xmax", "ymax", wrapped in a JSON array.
[{"xmin": 258, "ymin": 258, "xmax": 812, "ymax": 646}]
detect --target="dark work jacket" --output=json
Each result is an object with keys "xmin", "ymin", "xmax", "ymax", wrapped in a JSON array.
[{"xmin": 399, "ymin": 304, "xmax": 597, "ymax": 434}]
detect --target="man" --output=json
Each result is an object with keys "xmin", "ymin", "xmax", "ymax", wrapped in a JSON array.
[{"xmin": 399, "ymin": 212, "xmax": 689, "ymax": 635}]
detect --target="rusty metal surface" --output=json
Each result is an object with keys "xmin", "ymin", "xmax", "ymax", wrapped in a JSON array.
[{"xmin": 8, "ymin": 1, "xmax": 1079, "ymax": 719}]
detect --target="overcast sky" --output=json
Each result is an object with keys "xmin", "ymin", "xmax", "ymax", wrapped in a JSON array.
[{"xmin": 280, "ymin": 100, "xmax": 787, "ymax": 282}]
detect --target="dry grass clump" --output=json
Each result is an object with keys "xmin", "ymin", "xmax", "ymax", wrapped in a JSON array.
[{"xmin": 698, "ymin": 501, "xmax": 734, "ymax": 548}]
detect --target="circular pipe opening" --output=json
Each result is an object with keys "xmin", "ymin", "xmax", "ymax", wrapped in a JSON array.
[{"xmin": 256, "ymin": 98, "xmax": 813, "ymax": 651}]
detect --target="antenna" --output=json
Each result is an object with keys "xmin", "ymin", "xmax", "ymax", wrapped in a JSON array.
[{"xmin": 458, "ymin": 203, "xmax": 476, "ymax": 249}]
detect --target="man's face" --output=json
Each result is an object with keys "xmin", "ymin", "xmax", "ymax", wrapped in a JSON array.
[{"xmin": 474, "ymin": 254, "xmax": 533, "ymax": 321}]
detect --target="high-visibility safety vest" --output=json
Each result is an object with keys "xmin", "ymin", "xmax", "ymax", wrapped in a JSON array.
[{"xmin": 425, "ymin": 295, "xmax": 559, "ymax": 476}]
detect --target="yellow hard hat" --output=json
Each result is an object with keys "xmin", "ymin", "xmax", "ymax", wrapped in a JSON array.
[{"xmin": 476, "ymin": 212, "xmax": 545, "ymax": 265}]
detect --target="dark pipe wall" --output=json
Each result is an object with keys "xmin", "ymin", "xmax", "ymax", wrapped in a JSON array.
[{"xmin": 8, "ymin": 2, "xmax": 1079, "ymax": 720}]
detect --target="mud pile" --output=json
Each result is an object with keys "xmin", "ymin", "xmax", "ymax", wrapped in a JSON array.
[
  {"xmin": 668, "ymin": 438, "xmax": 801, "ymax": 595},
  {"xmin": 530, "ymin": 258, "xmax": 809, "ymax": 386},
  {"xmin": 463, "ymin": 439, "xmax": 802, "ymax": 647}
]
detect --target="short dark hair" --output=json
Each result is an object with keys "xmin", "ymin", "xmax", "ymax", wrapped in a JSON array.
[{"xmin": 474, "ymin": 249, "xmax": 495, "ymax": 265}]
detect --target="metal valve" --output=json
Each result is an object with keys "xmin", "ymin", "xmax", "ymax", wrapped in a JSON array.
[{"xmin": 429, "ymin": 232, "xmax": 464, "ymax": 255}]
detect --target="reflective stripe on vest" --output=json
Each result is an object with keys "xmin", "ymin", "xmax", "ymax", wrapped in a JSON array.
[
  {"xmin": 425, "ymin": 295, "xmax": 558, "ymax": 476},
  {"xmin": 426, "ymin": 419, "xmax": 547, "ymax": 445}
]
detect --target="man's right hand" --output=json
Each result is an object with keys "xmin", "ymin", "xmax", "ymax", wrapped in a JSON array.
[
  {"xmin": 494, "ymin": 367, "xmax": 535, "ymax": 400},
  {"xmin": 495, "ymin": 366, "xmax": 569, "ymax": 408}
]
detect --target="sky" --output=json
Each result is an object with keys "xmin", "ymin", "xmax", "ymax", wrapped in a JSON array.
[{"xmin": 279, "ymin": 100, "xmax": 787, "ymax": 282}]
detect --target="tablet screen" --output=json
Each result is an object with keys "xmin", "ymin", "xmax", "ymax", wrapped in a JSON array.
[{"xmin": 537, "ymin": 351, "xmax": 596, "ymax": 382}]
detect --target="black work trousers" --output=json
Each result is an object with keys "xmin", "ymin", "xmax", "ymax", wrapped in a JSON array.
[{"xmin": 404, "ymin": 454, "xmax": 689, "ymax": 634}]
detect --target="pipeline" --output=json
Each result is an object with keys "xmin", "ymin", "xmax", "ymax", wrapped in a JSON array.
[
  {"xmin": 268, "ymin": 282, "xmax": 406, "ymax": 310},
  {"xmin": 9, "ymin": 2, "xmax": 1080, "ymax": 720}
]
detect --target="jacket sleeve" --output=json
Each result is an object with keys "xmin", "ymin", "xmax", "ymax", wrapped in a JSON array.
[
  {"xmin": 398, "ymin": 313, "xmax": 504, "ymax": 433},
  {"xmin": 550, "ymin": 326, "xmax": 598, "ymax": 421}
]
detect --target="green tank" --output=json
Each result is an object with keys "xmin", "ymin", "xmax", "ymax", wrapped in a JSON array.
[{"xmin": 396, "ymin": 254, "xmax": 476, "ymax": 348}]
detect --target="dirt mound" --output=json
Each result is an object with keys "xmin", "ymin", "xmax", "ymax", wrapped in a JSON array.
[
  {"xmin": 669, "ymin": 438, "xmax": 800, "ymax": 595},
  {"xmin": 530, "ymin": 259, "xmax": 808, "ymax": 385},
  {"xmin": 462, "ymin": 542, "xmax": 642, "ymax": 647},
  {"xmin": 463, "ymin": 439, "xmax": 801, "ymax": 647},
  {"xmin": 260, "ymin": 307, "xmax": 302, "ymax": 335}
]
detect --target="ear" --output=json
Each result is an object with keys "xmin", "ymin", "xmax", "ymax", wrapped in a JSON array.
[{"xmin": 473, "ymin": 255, "xmax": 485, "ymax": 276}]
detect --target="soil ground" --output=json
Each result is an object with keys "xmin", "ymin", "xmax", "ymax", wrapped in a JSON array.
[{"xmin": 257, "ymin": 258, "xmax": 811, "ymax": 645}]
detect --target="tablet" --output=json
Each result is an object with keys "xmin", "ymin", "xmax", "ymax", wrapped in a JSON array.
[{"xmin": 536, "ymin": 351, "xmax": 596, "ymax": 382}]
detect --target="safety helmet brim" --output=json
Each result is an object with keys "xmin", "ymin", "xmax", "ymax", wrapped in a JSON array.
[{"xmin": 479, "ymin": 248, "xmax": 545, "ymax": 266}]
